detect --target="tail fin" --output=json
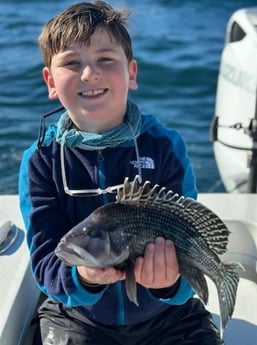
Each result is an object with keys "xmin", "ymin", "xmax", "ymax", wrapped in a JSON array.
[{"xmin": 217, "ymin": 262, "xmax": 243, "ymax": 338}]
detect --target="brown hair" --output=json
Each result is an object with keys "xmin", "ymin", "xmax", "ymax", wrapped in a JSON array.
[{"xmin": 38, "ymin": 1, "xmax": 133, "ymax": 67}]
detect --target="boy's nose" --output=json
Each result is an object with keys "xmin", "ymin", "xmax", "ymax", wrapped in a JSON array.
[{"xmin": 81, "ymin": 64, "xmax": 100, "ymax": 81}]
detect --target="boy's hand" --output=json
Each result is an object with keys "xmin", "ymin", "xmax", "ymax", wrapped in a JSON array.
[
  {"xmin": 77, "ymin": 265, "xmax": 125, "ymax": 286},
  {"xmin": 134, "ymin": 237, "xmax": 180, "ymax": 289}
]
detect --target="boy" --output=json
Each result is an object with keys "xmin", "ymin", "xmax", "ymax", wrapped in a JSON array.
[{"xmin": 19, "ymin": 1, "xmax": 223, "ymax": 344}]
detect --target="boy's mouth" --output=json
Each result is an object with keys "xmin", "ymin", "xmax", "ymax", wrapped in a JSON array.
[{"xmin": 80, "ymin": 88, "xmax": 107, "ymax": 97}]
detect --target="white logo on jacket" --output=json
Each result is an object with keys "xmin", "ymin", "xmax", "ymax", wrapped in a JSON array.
[{"xmin": 130, "ymin": 157, "xmax": 155, "ymax": 169}]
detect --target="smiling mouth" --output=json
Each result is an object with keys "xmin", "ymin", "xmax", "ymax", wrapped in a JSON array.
[{"xmin": 80, "ymin": 89, "xmax": 107, "ymax": 97}]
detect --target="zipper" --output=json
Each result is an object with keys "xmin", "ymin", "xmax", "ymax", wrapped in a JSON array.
[
  {"xmin": 96, "ymin": 149, "xmax": 126, "ymax": 325},
  {"xmin": 97, "ymin": 150, "xmax": 104, "ymax": 162},
  {"xmin": 116, "ymin": 282, "xmax": 126, "ymax": 325},
  {"xmin": 97, "ymin": 150, "xmax": 108, "ymax": 204}
]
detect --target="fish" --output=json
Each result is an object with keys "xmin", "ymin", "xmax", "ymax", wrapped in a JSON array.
[{"xmin": 55, "ymin": 175, "xmax": 242, "ymax": 336}]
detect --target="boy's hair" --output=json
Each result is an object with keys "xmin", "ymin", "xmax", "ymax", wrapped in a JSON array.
[{"xmin": 38, "ymin": 1, "xmax": 133, "ymax": 67}]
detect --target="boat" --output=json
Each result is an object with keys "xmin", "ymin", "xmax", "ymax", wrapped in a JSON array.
[{"xmin": 210, "ymin": 7, "xmax": 257, "ymax": 193}]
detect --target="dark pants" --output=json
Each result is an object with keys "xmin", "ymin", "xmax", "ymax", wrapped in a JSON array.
[{"xmin": 33, "ymin": 297, "xmax": 224, "ymax": 345}]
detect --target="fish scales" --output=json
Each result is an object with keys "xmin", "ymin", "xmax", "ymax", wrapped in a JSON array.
[{"xmin": 55, "ymin": 175, "xmax": 242, "ymax": 338}]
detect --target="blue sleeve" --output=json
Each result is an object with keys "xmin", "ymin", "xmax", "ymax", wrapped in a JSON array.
[
  {"xmin": 18, "ymin": 144, "xmax": 107, "ymax": 306},
  {"xmin": 156, "ymin": 126, "xmax": 197, "ymax": 199},
  {"xmin": 171, "ymin": 129, "xmax": 197, "ymax": 199},
  {"xmin": 159, "ymin": 277, "xmax": 195, "ymax": 305},
  {"xmin": 44, "ymin": 266, "xmax": 108, "ymax": 306}
]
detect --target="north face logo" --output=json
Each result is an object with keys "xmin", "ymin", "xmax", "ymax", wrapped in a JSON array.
[{"xmin": 130, "ymin": 157, "xmax": 155, "ymax": 169}]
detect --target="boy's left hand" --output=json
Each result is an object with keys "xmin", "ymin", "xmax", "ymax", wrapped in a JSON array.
[{"xmin": 134, "ymin": 237, "xmax": 180, "ymax": 289}]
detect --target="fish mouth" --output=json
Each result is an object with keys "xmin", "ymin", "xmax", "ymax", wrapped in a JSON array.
[
  {"xmin": 55, "ymin": 241, "xmax": 105, "ymax": 267},
  {"xmin": 56, "ymin": 242, "xmax": 82, "ymax": 258},
  {"xmin": 55, "ymin": 233, "xmax": 131, "ymax": 268}
]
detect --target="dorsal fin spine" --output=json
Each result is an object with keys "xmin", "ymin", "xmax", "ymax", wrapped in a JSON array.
[{"xmin": 117, "ymin": 175, "xmax": 187, "ymax": 207}]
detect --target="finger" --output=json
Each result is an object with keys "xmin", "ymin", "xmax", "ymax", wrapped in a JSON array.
[
  {"xmin": 86, "ymin": 267, "xmax": 103, "ymax": 279},
  {"xmin": 104, "ymin": 267, "xmax": 126, "ymax": 281},
  {"xmin": 85, "ymin": 267, "xmax": 104, "ymax": 283},
  {"xmin": 84, "ymin": 267, "xmax": 124, "ymax": 284},
  {"xmin": 134, "ymin": 256, "xmax": 144, "ymax": 281},
  {"xmin": 165, "ymin": 240, "xmax": 180, "ymax": 283},
  {"xmin": 153, "ymin": 237, "xmax": 166, "ymax": 281},
  {"xmin": 140, "ymin": 241, "xmax": 155, "ymax": 285}
]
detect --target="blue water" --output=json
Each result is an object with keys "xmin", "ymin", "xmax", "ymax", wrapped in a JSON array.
[{"xmin": 1, "ymin": 0, "xmax": 256, "ymax": 194}]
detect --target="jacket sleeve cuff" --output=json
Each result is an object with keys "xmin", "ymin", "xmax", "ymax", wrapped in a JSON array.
[
  {"xmin": 50, "ymin": 266, "xmax": 108, "ymax": 307},
  {"xmin": 149, "ymin": 276, "xmax": 181, "ymax": 299},
  {"xmin": 153, "ymin": 277, "xmax": 194, "ymax": 305}
]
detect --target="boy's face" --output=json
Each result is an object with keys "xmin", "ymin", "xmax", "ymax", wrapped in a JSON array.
[{"xmin": 42, "ymin": 28, "xmax": 138, "ymax": 133}]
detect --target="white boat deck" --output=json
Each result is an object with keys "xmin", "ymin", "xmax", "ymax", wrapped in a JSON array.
[
  {"xmin": 0, "ymin": 196, "xmax": 40, "ymax": 345},
  {"xmin": 0, "ymin": 194, "xmax": 257, "ymax": 345}
]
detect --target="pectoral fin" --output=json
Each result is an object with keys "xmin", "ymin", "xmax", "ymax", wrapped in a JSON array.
[{"xmin": 125, "ymin": 261, "xmax": 138, "ymax": 306}]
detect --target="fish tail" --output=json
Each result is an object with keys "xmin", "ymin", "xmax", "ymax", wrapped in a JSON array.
[{"xmin": 217, "ymin": 262, "xmax": 242, "ymax": 338}]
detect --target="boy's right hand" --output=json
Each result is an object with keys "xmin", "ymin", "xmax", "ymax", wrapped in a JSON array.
[{"xmin": 77, "ymin": 266, "xmax": 126, "ymax": 286}]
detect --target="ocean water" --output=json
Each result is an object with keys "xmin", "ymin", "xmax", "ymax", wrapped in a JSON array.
[{"xmin": 1, "ymin": 0, "xmax": 256, "ymax": 194}]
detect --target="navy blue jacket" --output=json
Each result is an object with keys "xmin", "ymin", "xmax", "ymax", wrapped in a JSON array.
[{"xmin": 19, "ymin": 107, "xmax": 197, "ymax": 326}]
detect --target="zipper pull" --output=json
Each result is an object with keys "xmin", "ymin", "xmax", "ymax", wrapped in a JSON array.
[{"xmin": 97, "ymin": 150, "xmax": 104, "ymax": 161}]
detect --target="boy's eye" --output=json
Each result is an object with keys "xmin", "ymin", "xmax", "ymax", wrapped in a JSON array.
[
  {"xmin": 98, "ymin": 57, "xmax": 115, "ymax": 63},
  {"xmin": 65, "ymin": 60, "xmax": 80, "ymax": 66},
  {"xmin": 61, "ymin": 59, "xmax": 81, "ymax": 67}
]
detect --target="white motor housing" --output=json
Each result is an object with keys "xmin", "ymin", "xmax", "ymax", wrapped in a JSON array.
[{"xmin": 211, "ymin": 8, "xmax": 257, "ymax": 193}]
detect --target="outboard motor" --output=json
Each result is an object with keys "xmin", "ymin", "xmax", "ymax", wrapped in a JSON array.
[{"xmin": 211, "ymin": 8, "xmax": 257, "ymax": 193}]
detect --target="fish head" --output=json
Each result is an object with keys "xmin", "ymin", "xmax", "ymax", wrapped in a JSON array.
[{"xmin": 55, "ymin": 211, "xmax": 134, "ymax": 268}]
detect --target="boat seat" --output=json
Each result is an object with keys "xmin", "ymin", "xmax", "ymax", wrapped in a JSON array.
[{"xmin": 222, "ymin": 220, "xmax": 257, "ymax": 283}]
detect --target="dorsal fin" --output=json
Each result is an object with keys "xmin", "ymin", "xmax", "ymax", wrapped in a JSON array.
[
  {"xmin": 116, "ymin": 176, "xmax": 230, "ymax": 255},
  {"xmin": 116, "ymin": 175, "xmax": 184, "ymax": 206}
]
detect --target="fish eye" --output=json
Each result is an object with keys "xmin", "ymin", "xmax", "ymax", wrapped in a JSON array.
[{"xmin": 90, "ymin": 228, "xmax": 104, "ymax": 239}]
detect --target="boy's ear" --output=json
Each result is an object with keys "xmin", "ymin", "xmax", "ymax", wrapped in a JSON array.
[
  {"xmin": 128, "ymin": 60, "xmax": 138, "ymax": 90},
  {"xmin": 42, "ymin": 67, "xmax": 58, "ymax": 99}
]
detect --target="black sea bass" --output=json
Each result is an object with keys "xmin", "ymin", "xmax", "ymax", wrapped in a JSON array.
[{"xmin": 55, "ymin": 175, "xmax": 242, "ymax": 335}]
